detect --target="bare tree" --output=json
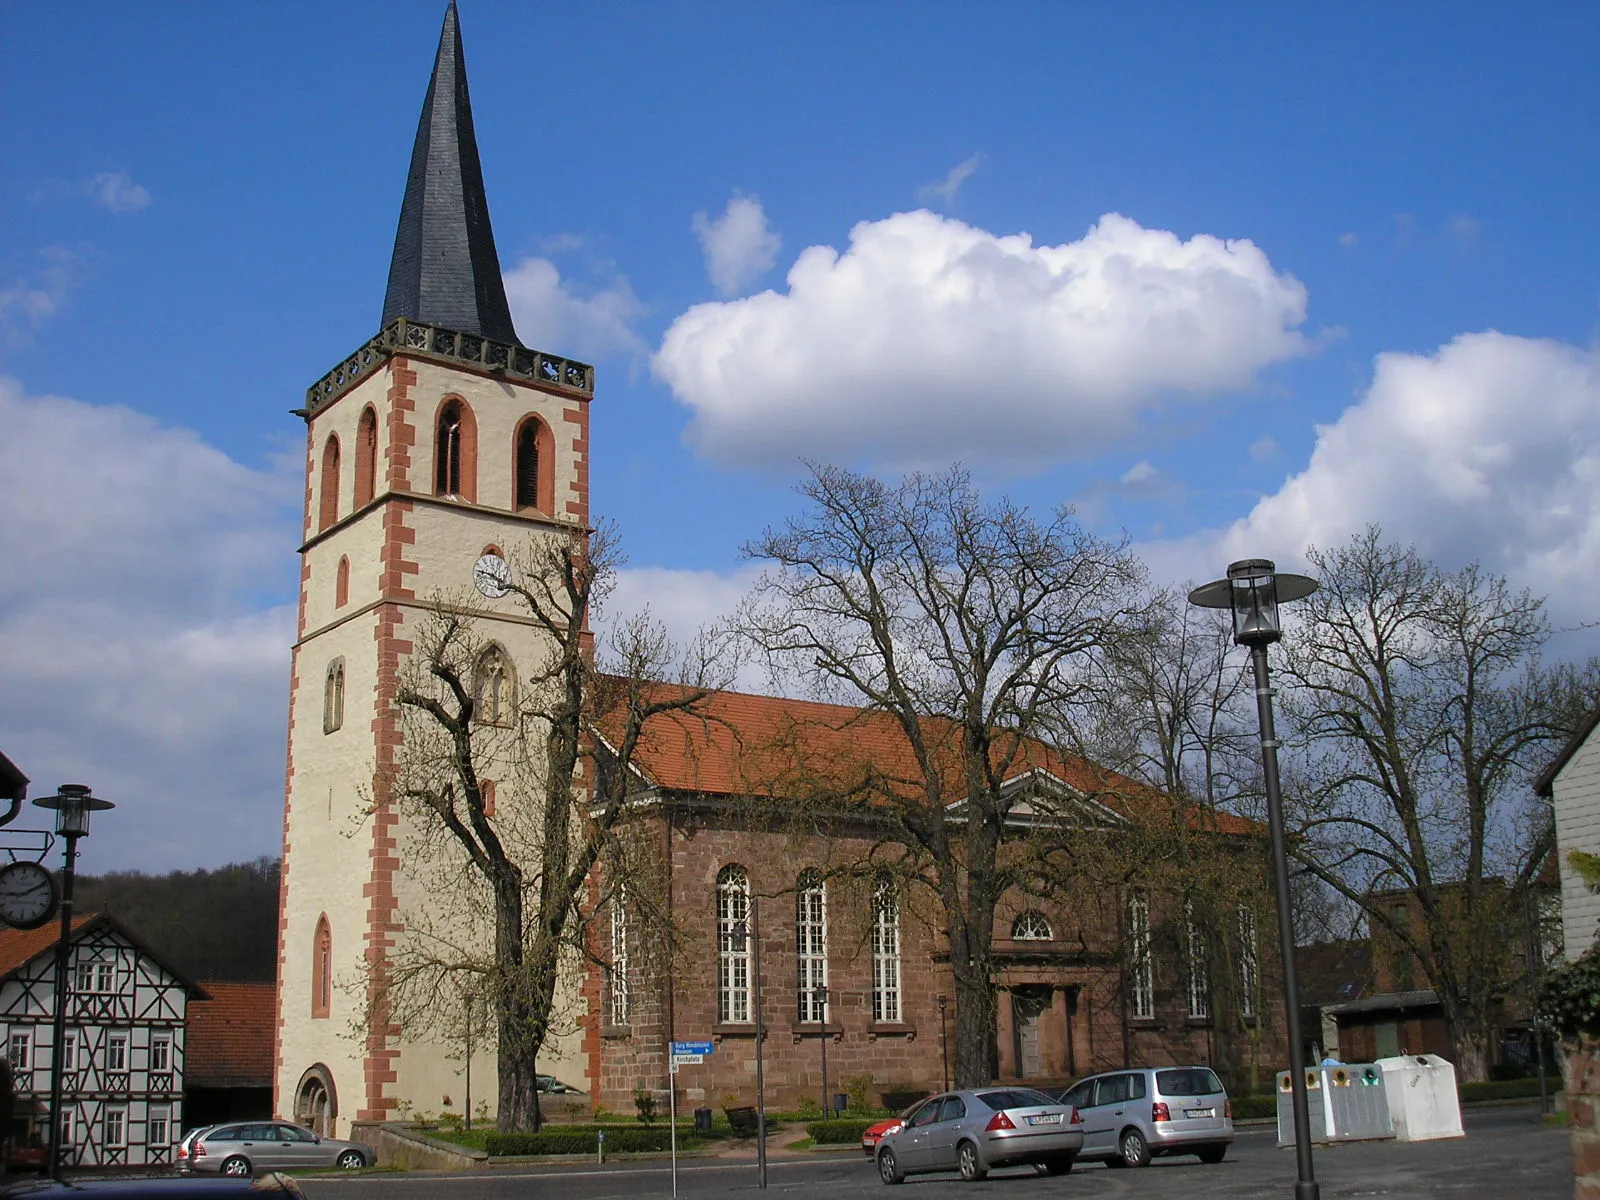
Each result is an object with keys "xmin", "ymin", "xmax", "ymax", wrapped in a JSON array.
[
  {"xmin": 384, "ymin": 524, "xmax": 733, "ymax": 1131},
  {"xmin": 1279, "ymin": 527, "xmax": 1599, "ymax": 1080},
  {"xmin": 742, "ymin": 464, "xmax": 1147, "ymax": 1087}
]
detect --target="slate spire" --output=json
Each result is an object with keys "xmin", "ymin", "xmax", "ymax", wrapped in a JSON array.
[{"xmin": 381, "ymin": 2, "xmax": 520, "ymax": 345}]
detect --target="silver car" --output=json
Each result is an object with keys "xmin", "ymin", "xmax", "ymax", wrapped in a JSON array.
[
  {"xmin": 179, "ymin": 1121, "xmax": 374, "ymax": 1176},
  {"xmin": 1054, "ymin": 1066, "xmax": 1233, "ymax": 1167},
  {"xmin": 875, "ymin": 1087, "xmax": 1084, "ymax": 1183}
]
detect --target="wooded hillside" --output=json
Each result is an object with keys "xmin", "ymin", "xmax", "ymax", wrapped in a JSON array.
[{"xmin": 75, "ymin": 857, "xmax": 280, "ymax": 982}]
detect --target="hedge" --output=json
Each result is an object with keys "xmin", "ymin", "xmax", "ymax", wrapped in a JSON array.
[
  {"xmin": 1230, "ymin": 1094, "xmax": 1277, "ymax": 1120},
  {"xmin": 807, "ymin": 1119, "xmax": 878, "ymax": 1144},
  {"xmin": 484, "ymin": 1126, "xmax": 678, "ymax": 1156},
  {"xmin": 1459, "ymin": 1077, "xmax": 1543, "ymax": 1103}
]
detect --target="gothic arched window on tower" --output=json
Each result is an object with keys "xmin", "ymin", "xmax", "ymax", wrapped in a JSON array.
[
  {"xmin": 473, "ymin": 645, "xmax": 514, "ymax": 726},
  {"xmin": 319, "ymin": 433, "xmax": 341, "ymax": 531},
  {"xmin": 335, "ymin": 556, "xmax": 350, "ymax": 608},
  {"xmin": 312, "ymin": 915, "xmax": 332, "ymax": 1018},
  {"xmin": 514, "ymin": 415, "xmax": 553, "ymax": 512},
  {"xmin": 355, "ymin": 405, "xmax": 379, "ymax": 507},
  {"xmin": 436, "ymin": 402, "xmax": 464, "ymax": 497},
  {"xmin": 323, "ymin": 658, "xmax": 345, "ymax": 734}
]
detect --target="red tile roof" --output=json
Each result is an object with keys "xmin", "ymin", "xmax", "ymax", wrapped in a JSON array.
[
  {"xmin": 598, "ymin": 682, "xmax": 1259, "ymax": 837},
  {"xmin": 186, "ymin": 981, "xmax": 275, "ymax": 1088},
  {"xmin": 0, "ymin": 914, "xmax": 97, "ymax": 979}
]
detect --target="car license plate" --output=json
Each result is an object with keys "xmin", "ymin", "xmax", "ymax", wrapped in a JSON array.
[
  {"xmin": 1185, "ymin": 1108, "xmax": 1214, "ymax": 1119},
  {"xmin": 1026, "ymin": 1114, "xmax": 1062, "ymax": 1125}
]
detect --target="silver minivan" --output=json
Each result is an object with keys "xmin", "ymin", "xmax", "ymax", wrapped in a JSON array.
[{"xmin": 1054, "ymin": 1066, "xmax": 1232, "ymax": 1167}]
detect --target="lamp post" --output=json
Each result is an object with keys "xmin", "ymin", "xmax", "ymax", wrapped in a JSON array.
[
  {"xmin": 731, "ymin": 899, "xmax": 766, "ymax": 1188},
  {"xmin": 937, "ymin": 995, "xmax": 949, "ymax": 1092},
  {"xmin": 817, "ymin": 982, "xmax": 830, "ymax": 1116},
  {"xmin": 33, "ymin": 784, "xmax": 114, "ymax": 1181},
  {"xmin": 1189, "ymin": 559, "xmax": 1318, "ymax": 1200}
]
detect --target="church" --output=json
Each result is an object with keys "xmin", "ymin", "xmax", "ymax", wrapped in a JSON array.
[{"xmin": 275, "ymin": 3, "xmax": 1285, "ymax": 1135}]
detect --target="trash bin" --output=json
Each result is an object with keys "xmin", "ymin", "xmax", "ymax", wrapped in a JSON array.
[
  {"xmin": 1277, "ymin": 1065, "xmax": 1394, "ymax": 1144},
  {"xmin": 1377, "ymin": 1054, "xmax": 1464, "ymax": 1141},
  {"xmin": 693, "ymin": 1106, "xmax": 713, "ymax": 1133},
  {"xmin": 834, "ymin": 1093, "xmax": 848, "ymax": 1115}
]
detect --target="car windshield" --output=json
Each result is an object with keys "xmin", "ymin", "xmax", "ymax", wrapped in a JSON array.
[
  {"xmin": 1156, "ymin": 1068, "xmax": 1224, "ymax": 1097},
  {"xmin": 976, "ymin": 1088, "xmax": 1054, "ymax": 1110}
]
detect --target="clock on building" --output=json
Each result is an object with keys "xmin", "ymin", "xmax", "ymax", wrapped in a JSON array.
[
  {"xmin": 474, "ymin": 552, "xmax": 512, "ymax": 598},
  {"xmin": 0, "ymin": 860, "xmax": 59, "ymax": 930}
]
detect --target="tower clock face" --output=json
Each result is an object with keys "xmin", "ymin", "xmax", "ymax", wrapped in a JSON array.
[
  {"xmin": 0, "ymin": 860, "xmax": 59, "ymax": 930},
  {"xmin": 474, "ymin": 552, "xmax": 512, "ymax": 598}
]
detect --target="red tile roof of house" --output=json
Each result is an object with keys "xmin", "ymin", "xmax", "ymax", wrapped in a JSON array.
[
  {"xmin": 0, "ymin": 914, "xmax": 98, "ymax": 979},
  {"xmin": 598, "ymin": 682, "xmax": 1259, "ymax": 837},
  {"xmin": 186, "ymin": 981, "xmax": 275, "ymax": 1088}
]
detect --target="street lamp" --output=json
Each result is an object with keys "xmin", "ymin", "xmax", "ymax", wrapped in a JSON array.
[
  {"xmin": 1189, "ymin": 559, "xmax": 1319, "ymax": 1200},
  {"xmin": 816, "ymin": 982, "xmax": 830, "ymax": 1117},
  {"xmin": 33, "ymin": 784, "xmax": 114, "ymax": 1180},
  {"xmin": 730, "ymin": 900, "xmax": 766, "ymax": 1189},
  {"xmin": 937, "ymin": 995, "xmax": 949, "ymax": 1092}
]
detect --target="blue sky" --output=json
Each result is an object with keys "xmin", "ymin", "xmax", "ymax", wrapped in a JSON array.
[{"xmin": 3, "ymin": 2, "xmax": 1598, "ymax": 870}]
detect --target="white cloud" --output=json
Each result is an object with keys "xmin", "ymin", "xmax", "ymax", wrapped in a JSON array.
[
  {"xmin": 655, "ymin": 210, "xmax": 1311, "ymax": 470},
  {"xmin": 604, "ymin": 564, "xmax": 765, "ymax": 690},
  {"xmin": 917, "ymin": 154, "xmax": 983, "ymax": 207},
  {"xmin": 1444, "ymin": 214, "xmax": 1482, "ymax": 246},
  {"xmin": 503, "ymin": 256, "xmax": 646, "ymax": 360},
  {"xmin": 1337, "ymin": 231, "xmax": 1360, "ymax": 250},
  {"xmin": 1249, "ymin": 434, "xmax": 1280, "ymax": 463},
  {"xmin": 0, "ymin": 248, "xmax": 82, "ymax": 346},
  {"xmin": 88, "ymin": 171, "xmax": 151, "ymax": 214},
  {"xmin": 692, "ymin": 194, "xmax": 782, "ymax": 297},
  {"xmin": 0, "ymin": 377, "xmax": 300, "ymax": 870},
  {"xmin": 1147, "ymin": 333, "xmax": 1600, "ymax": 628}
]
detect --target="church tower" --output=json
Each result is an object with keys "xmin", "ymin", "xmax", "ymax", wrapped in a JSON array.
[{"xmin": 275, "ymin": 2, "xmax": 593, "ymax": 1134}]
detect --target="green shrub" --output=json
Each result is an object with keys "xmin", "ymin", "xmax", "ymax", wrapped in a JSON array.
[
  {"xmin": 1459, "ymin": 1078, "xmax": 1543, "ymax": 1103},
  {"xmin": 807, "ymin": 1119, "xmax": 877, "ymax": 1144},
  {"xmin": 483, "ymin": 1126, "xmax": 679, "ymax": 1156},
  {"xmin": 1229, "ymin": 1094, "xmax": 1277, "ymax": 1120},
  {"xmin": 881, "ymin": 1089, "xmax": 928, "ymax": 1111},
  {"xmin": 635, "ymin": 1090, "xmax": 658, "ymax": 1124},
  {"xmin": 1542, "ymin": 947, "xmax": 1600, "ymax": 1040}
]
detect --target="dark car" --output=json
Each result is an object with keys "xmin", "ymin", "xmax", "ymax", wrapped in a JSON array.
[{"xmin": 1, "ymin": 1176, "xmax": 304, "ymax": 1198}]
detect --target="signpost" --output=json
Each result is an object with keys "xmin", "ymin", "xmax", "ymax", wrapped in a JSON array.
[{"xmin": 667, "ymin": 1042, "xmax": 714, "ymax": 1197}]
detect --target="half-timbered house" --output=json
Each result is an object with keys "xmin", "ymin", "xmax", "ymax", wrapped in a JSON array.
[{"xmin": 0, "ymin": 913, "xmax": 208, "ymax": 1168}]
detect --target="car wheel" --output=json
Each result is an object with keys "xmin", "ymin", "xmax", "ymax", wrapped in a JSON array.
[
  {"xmin": 957, "ymin": 1141, "xmax": 987, "ymax": 1182},
  {"xmin": 337, "ymin": 1149, "xmax": 367, "ymax": 1169},
  {"xmin": 877, "ymin": 1147, "xmax": 904, "ymax": 1185},
  {"xmin": 1197, "ymin": 1144, "xmax": 1227, "ymax": 1164},
  {"xmin": 221, "ymin": 1156, "xmax": 252, "ymax": 1177},
  {"xmin": 1043, "ymin": 1155, "xmax": 1075, "ymax": 1176},
  {"xmin": 1119, "ymin": 1128, "xmax": 1151, "ymax": 1169}
]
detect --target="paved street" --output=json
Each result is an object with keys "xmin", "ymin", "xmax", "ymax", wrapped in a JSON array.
[{"xmin": 298, "ymin": 1107, "xmax": 1564, "ymax": 1200}]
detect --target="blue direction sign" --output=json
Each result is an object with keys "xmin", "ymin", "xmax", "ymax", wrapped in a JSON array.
[{"xmin": 673, "ymin": 1041, "xmax": 715, "ymax": 1056}]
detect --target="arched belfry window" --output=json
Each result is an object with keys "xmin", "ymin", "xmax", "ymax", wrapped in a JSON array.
[
  {"xmin": 355, "ymin": 406, "xmax": 379, "ymax": 507},
  {"xmin": 319, "ymin": 434, "xmax": 341, "ymax": 531},
  {"xmin": 323, "ymin": 659, "xmax": 345, "ymax": 734},
  {"xmin": 1012, "ymin": 911, "xmax": 1052, "ymax": 941},
  {"xmin": 436, "ymin": 403, "xmax": 463, "ymax": 497},
  {"xmin": 312, "ymin": 915, "xmax": 332, "ymax": 1019},
  {"xmin": 717, "ymin": 866, "xmax": 751, "ymax": 1023},
  {"xmin": 514, "ymin": 415, "xmax": 554, "ymax": 512},
  {"xmin": 473, "ymin": 645, "xmax": 514, "ymax": 726}
]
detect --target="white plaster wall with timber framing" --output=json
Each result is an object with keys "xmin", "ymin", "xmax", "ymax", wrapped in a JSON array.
[
  {"xmin": 1551, "ymin": 722, "xmax": 1600, "ymax": 961},
  {"xmin": 0, "ymin": 918, "xmax": 196, "ymax": 1168}
]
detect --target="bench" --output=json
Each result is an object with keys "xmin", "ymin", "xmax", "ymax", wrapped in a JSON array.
[{"xmin": 724, "ymin": 1106, "xmax": 764, "ymax": 1137}]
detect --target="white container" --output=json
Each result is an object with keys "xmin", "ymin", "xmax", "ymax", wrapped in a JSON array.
[
  {"xmin": 1275, "ymin": 1064, "xmax": 1393, "ymax": 1145},
  {"xmin": 1376, "ymin": 1054, "xmax": 1464, "ymax": 1141}
]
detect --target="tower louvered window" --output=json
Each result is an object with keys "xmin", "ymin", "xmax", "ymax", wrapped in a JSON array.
[
  {"xmin": 437, "ymin": 403, "xmax": 463, "ymax": 496},
  {"xmin": 516, "ymin": 420, "xmax": 541, "ymax": 510}
]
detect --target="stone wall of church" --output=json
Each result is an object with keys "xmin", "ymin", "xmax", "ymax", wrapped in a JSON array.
[{"xmin": 590, "ymin": 810, "xmax": 1288, "ymax": 1111}]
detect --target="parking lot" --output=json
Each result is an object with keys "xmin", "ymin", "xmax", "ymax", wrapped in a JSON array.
[{"xmin": 300, "ymin": 1106, "xmax": 1565, "ymax": 1200}]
